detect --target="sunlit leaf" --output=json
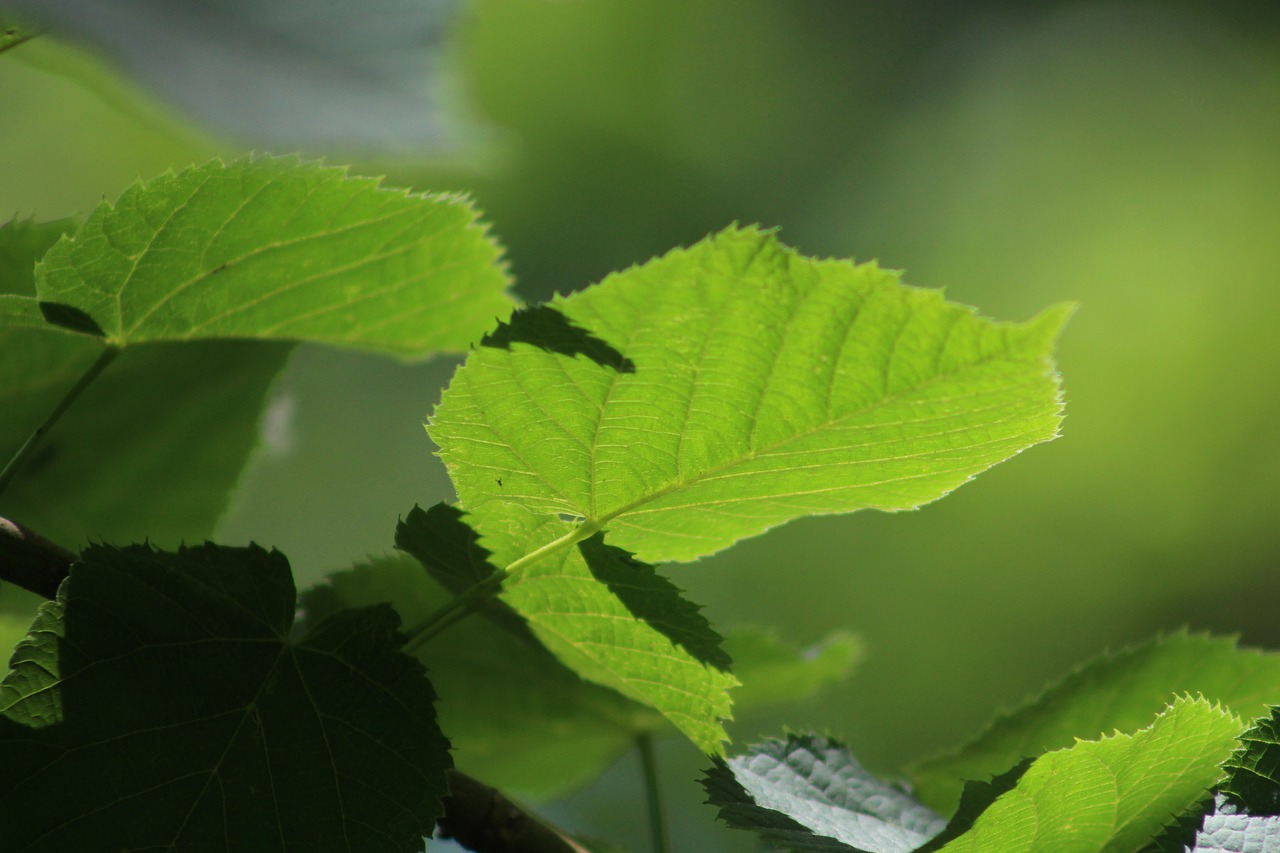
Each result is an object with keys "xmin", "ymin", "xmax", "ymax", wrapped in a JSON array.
[
  {"xmin": 454, "ymin": 502, "xmax": 738, "ymax": 754},
  {"xmin": 912, "ymin": 632, "xmax": 1280, "ymax": 813},
  {"xmin": 0, "ymin": 542, "xmax": 450, "ymax": 853},
  {"xmin": 431, "ymin": 226, "xmax": 1069, "ymax": 563},
  {"xmin": 36, "ymin": 154, "xmax": 512, "ymax": 355},
  {"xmin": 934, "ymin": 696, "xmax": 1243, "ymax": 853}
]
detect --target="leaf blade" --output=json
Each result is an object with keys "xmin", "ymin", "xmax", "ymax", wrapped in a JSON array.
[
  {"xmin": 431, "ymin": 226, "xmax": 1069, "ymax": 563},
  {"xmin": 35, "ymin": 155, "xmax": 512, "ymax": 355}
]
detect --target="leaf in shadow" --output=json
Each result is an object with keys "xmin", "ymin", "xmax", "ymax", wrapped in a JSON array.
[{"xmin": 0, "ymin": 542, "xmax": 451, "ymax": 853}]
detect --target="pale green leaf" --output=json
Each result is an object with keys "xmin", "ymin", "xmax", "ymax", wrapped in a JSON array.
[
  {"xmin": 934, "ymin": 696, "xmax": 1244, "ymax": 853},
  {"xmin": 912, "ymin": 633, "xmax": 1280, "ymax": 813},
  {"xmin": 36, "ymin": 154, "xmax": 512, "ymax": 355},
  {"xmin": 0, "ymin": 542, "xmax": 451, "ymax": 853},
  {"xmin": 303, "ymin": 552, "xmax": 663, "ymax": 801},
  {"xmin": 464, "ymin": 501, "xmax": 738, "ymax": 754},
  {"xmin": 703, "ymin": 733, "xmax": 947, "ymax": 853},
  {"xmin": 431, "ymin": 226, "xmax": 1069, "ymax": 564}
]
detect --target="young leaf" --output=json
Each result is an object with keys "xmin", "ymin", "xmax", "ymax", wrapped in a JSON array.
[
  {"xmin": 431, "ymin": 226, "xmax": 1069, "ymax": 564},
  {"xmin": 703, "ymin": 733, "xmax": 947, "ymax": 853},
  {"xmin": 932, "ymin": 696, "xmax": 1244, "ymax": 853},
  {"xmin": 304, "ymin": 552, "xmax": 663, "ymax": 801},
  {"xmin": 0, "ymin": 542, "xmax": 451, "ymax": 853},
  {"xmin": 912, "ymin": 632, "xmax": 1280, "ymax": 813},
  {"xmin": 35, "ymin": 155, "xmax": 512, "ymax": 355},
  {"xmin": 460, "ymin": 501, "xmax": 739, "ymax": 754}
]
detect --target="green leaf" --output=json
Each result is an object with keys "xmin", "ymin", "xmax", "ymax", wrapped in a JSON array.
[
  {"xmin": 0, "ymin": 338, "xmax": 293, "ymax": 549},
  {"xmin": 0, "ymin": 218, "xmax": 77, "ymax": 295},
  {"xmin": 35, "ymin": 154, "xmax": 512, "ymax": 355},
  {"xmin": 0, "ymin": 218, "xmax": 294, "ymax": 549},
  {"xmin": 723, "ymin": 627, "xmax": 861, "ymax": 711},
  {"xmin": 933, "ymin": 696, "xmax": 1244, "ymax": 853},
  {"xmin": 303, "ymin": 552, "xmax": 662, "ymax": 800},
  {"xmin": 0, "ymin": 15, "xmax": 39, "ymax": 54},
  {"xmin": 702, "ymin": 733, "xmax": 947, "ymax": 853},
  {"xmin": 464, "ymin": 501, "xmax": 738, "ymax": 754},
  {"xmin": 1222, "ymin": 706, "xmax": 1280, "ymax": 814},
  {"xmin": 912, "ymin": 632, "xmax": 1280, "ymax": 813},
  {"xmin": 430, "ymin": 226, "xmax": 1069, "ymax": 564},
  {"xmin": 0, "ymin": 542, "xmax": 451, "ymax": 853}
]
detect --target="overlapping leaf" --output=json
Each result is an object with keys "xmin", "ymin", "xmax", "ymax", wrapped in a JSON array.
[
  {"xmin": 933, "ymin": 696, "xmax": 1243, "ymax": 853},
  {"xmin": 0, "ymin": 543, "xmax": 450, "ymax": 853},
  {"xmin": 912, "ymin": 633, "xmax": 1280, "ymax": 813},
  {"xmin": 303, "ymin": 551, "xmax": 661, "ymax": 800},
  {"xmin": 703, "ymin": 733, "xmax": 947, "ymax": 853},
  {"xmin": 431, "ymin": 226, "xmax": 1069, "ymax": 564},
  {"xmin": 399, "ymin": 501, "xmax": 738, "ymax": 754},
  {"xmin": 34, "ymin": 154, "xmax": 512, "ymax": 355}
]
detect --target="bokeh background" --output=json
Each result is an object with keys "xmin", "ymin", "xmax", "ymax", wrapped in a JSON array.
[{"xmin": 3, "ymin": 1, "xmax": 1279, "ymax": 850}]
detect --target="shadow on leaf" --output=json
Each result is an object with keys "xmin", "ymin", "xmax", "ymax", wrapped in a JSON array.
[{"xmin": 481, "ymin": 305, "xmax": 635, "ymax": 372}]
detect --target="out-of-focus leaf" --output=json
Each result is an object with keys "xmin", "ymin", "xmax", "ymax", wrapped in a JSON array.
[
  {"xmin": 431, "ymin": 226, "xmax": 1069, "ymax": 564},
  {"xmin": 303, "ymin": 552, "xmax": 662, "ymax": 801},
  {"xmin": 934, "ymin": 697, "xmax": 1243, "ymax": 853},
  {"xmin": 0, "ymin": 15, "xmax": 40, "ymax": 54},
  {"xmin": 913, "ymin": 633, "xmax": 1280, "ymax": 813},
  {"xmin": 36, "ymin": 155, "xmax": 512, "ymax": 356},
  {"xmin": 4, "ymin": 0, "xmax": 469, "ymax": 152},
  {"xmin": 723, "ymin": 627, "xmax": 861, "ymax": 711},
  {"xmin": 0, "ymin": 542, "xmax": 451, "ymax": 852},
  {"xmin": 703, "ymin": 733, "xmax": 946, "ymax": 853}
]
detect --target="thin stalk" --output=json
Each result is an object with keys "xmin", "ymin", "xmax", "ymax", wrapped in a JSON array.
[
  {"xmin": 0, "ymin": 345, "xmax": 119, "ymax": 498},
  {"xmin": 637, "ymin": 733, "xmax": 670, "ymax": 853},
  {"xmin": 399, "ymin": 518, "xmax": 602, "ymax": 653}
]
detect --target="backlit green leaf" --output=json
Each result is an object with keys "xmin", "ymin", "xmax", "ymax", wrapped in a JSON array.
[
  {"xmin": 0, "ymin": 543, "xmax": 451, "ymax": 853},
  {"xmin": 723, "ymin": 627, "xmax": 861, "ymax": 711},
  {"xmin": 431, "ymin": 226, "xmax": 1069, "ymax": 564},
  {"xmin": 462, "ymin": 501, "xmax": 738, "ymax": 754},
  {"xmin": 912, "ymin": 633, "xmax": 1280, "ymax": 813},
  {"xmin": 35, "ymin": 155, "xmax": 512, "ymax": 355},
  {"xmin": 934, "ymin": 696, "xmax": 1243, "ymax": 853}
]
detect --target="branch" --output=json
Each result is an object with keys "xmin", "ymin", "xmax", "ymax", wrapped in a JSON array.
[
  {"xmin": 0, "ymin": 516, "xmax": 74, "ymax": 599},
  {"xmin": 440, "ymin": 770, "xmax": 591, "ymax": 853}
]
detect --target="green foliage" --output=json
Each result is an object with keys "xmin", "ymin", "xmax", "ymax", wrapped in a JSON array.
[
  {"xmin": 912, "ymin": 633, "xmax": 1280, "ymax": 813},
  {"xmin": 931, "ymin": 696, "xmax": 1243, "ymax": 853},
  {"xmin": 0, "ymin": 543, "xmax": 450, "ymax": 853},
  {"xmin": 430, "ymin": 226, "xmax": 1070, "ymax": 564},
  {"xmin": 34, "ymin": 155, "xmax": 512, "ymax": 355}
]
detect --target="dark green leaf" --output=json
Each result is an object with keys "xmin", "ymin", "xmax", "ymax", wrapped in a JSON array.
[
  {"xmin": 0, "ymin": 542, "xmax": 450, "ymax": 853},
  {"xmin": 304, "ymin": 553, "xmax": 662, "ymax": 801},
  {"xmin": 1222, "ymin": 706, "xmax": 1280, "ymax": 815},
  {"xmin": 703, "ymin": 733, "xmax": 946, "ymax": 853}
]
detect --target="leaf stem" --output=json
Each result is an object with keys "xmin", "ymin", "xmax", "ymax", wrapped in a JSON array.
[
  {"xmin": 637, "ymin": 733, "xmax": 670, "ymax": 853},
  {"xmin": 0, "ymin": 345, "xmax": 119, "ymax": 498},
  {"xmin": 399, "ymin": 518, "xmax": 602, "ymax": 653}
]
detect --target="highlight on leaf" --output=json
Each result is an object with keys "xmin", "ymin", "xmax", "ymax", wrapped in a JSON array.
[{"xmin": 431, "ymin": 225, "xmax": 1070, "ymax": 565}]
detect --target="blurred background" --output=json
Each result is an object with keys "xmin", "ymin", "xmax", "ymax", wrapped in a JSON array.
[{"xmin": 3, "ymin": 1, "xmax": 1279, "ymax": 849}]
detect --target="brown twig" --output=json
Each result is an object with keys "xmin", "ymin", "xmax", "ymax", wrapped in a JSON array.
[
  {"xmin": 440, "ymin": 770, "xmax": 592, "ymax": 853},
  {"xmin": 0, "ymin": 516, "xmax": 74, "ymax": 599}
]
